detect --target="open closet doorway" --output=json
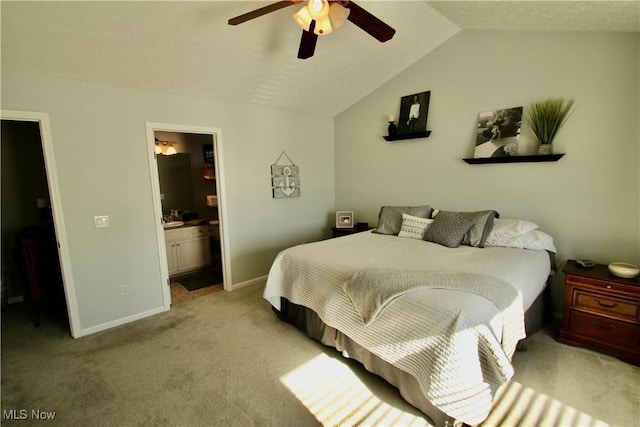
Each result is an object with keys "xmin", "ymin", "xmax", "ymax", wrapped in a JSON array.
[
  {"xmin": 0, "ymin": 110, "xmax": 80, "ymax": 337},
  {"xmin": 145, "ymin": 123, "xmax": 230, "ymax": 309}
]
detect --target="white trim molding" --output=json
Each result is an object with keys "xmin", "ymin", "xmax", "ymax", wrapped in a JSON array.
[{"xmin": 145, "ymin": 122, "xmax": 232, "ymax": 311}]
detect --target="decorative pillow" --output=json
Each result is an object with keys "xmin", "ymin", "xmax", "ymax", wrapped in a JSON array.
[
  {"xmin": 373, "ymin": 205, "xmax": 433, "ymax": 235},
  {"xmin": 437, "ymin": 210, "xmax": 499, "ymax": 248},
  {"xmin": 423, "ymin": 211, "xmax": 473, "ymax": 248},
  {"xmin": 485, "ymin": 219, "xmax": 539, "ymax": 247},
  {"xmin": 398, "ymin": 214, "xmax": 434, "ymax": 239}
]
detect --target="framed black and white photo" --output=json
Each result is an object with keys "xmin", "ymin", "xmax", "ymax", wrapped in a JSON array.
[
  {"xmin": 397, "ymin": 91, "xmax": 431, "ymax": 135},
  {"xmin": 336, "ymin": 211, "xmax": 354, "ymax": 228},
  {"xmin": 473, "ymin": 106, "xmax": 523, "ymax": 158}
]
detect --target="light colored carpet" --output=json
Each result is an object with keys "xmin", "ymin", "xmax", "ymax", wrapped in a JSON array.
[{"xmin": 1, "ymin": 284, "xmax": 639, "ymax": 426}]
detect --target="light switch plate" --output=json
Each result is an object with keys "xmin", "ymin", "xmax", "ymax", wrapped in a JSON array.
[{"xmin": 94, "ymin": 215, "xmax": 109, "ymax": 228}]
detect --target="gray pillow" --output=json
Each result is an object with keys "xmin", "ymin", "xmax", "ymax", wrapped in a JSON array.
[
  {"xmin": 438, "ymin": 210, "xmax": 499, "ymax": 248},
  {"xmin": 424, "ymin": 212, "xmax": 473, "ymax": 248},
  {"xmin": 373, "ymin": 205, "xmax": 433, "ymax": 235}
]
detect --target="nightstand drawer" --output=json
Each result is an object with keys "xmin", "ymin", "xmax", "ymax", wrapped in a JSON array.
[
  {"xmin": 573, "ymin": 289, "xmax": 640, "ymax": 321},
  {"xmin": 569, "ymin": 310, "xmax": 638, "ymax": 346}
]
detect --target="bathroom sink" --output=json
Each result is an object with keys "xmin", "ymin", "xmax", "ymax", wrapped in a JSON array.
[{"xmin": 163, "ymin": 221, "xmax": 184, "ymax": 229}]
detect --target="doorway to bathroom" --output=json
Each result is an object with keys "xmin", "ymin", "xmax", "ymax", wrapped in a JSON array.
[{"xmin": 145, "ymin": 122, "xmax": 230, "ymax": 309}]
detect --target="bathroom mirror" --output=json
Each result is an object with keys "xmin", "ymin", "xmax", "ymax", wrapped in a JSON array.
[{"xmin": 157, "ymin": 153, "xmax": 195, "ymax": 216}]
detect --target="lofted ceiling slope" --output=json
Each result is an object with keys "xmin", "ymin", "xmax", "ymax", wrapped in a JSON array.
[{"xmin": 1, "ymin": 1, "xmax": 638, "ymax": 117}]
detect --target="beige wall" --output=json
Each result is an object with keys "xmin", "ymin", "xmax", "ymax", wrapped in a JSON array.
[
  {"xmin": 1, "ymin": 72, "xmax": 334, "ymax": 333},
  {"xmin": 335, "ymin": 30, "xmax": 640, "ymax": 314}
]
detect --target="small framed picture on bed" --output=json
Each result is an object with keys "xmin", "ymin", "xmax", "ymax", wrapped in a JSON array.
[{"xmin": 336, "ymin": 211, "xmax": 354, "ymax": 228}]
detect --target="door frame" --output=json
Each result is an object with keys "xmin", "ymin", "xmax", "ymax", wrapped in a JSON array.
[
  {"xmin": 145, "ymin": 122, "xmax": 231, "ymax": 308},
  {"xmin": 1, "ymin": 110, "xmax": 81, "ymax": 337}
]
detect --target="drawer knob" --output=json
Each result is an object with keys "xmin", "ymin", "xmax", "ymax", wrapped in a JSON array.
[
  {"xmin": 595, "ymin": 299, "xmax": 618, "ymax": 309},
  {"xmin": 606, "ymin": 285, "xmax": 612, "ymax": 289},
  {"xmin": 591, "ymin": 320, "xmax": 615, "ymax": 330}
]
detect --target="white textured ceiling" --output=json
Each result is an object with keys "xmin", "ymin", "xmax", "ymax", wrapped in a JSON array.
[{"xmin": 1, "ymin": 1, "xmax": 638, "ymax": 117}]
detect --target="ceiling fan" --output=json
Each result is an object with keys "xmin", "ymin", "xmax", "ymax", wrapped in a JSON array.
[{"xmin": 228, "ymin": 0, "xmax": 396, "ymax": 59}]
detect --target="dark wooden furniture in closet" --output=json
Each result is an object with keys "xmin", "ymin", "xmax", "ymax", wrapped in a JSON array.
[
  {"xmin": 557, "ymin": 260, "xmax": 640, "ymax": 366},
  {"xmin": 13, "ymin": 226, "xmax": 64, "ymax": 327}
]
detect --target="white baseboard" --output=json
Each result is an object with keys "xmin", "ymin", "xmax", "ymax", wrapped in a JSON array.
[
  {"xmin": 78, "ymin": 305, "xmax": 169, "ymax": 338},
  {"xmin": 73, "ymin": 276, "xmax": 267, "ymax": 337},
  {"xmin": 229, "ymin": 275, "xmax": 267, "ymax": 291},
  {"xmin": 8, "ymin": 296, "xmax": 25, "ymax": 304}
]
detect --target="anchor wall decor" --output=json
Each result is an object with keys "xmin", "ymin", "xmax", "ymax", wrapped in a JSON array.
[{"xmin": 271, "ymin": 150, "xmax": 300, "ymax": 199}]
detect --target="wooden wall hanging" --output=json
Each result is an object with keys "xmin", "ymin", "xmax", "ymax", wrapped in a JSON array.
[{"xmin": 271, "ymin": 150, "xmax": 300, "ymax": 198}]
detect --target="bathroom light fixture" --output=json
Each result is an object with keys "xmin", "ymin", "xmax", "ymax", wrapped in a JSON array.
[
  {"xmin": 155, "ymin": 139, "xmax": 178, "ymax": 156},
  {"xmin": 292, "ymin": 0, "xmax": 349, "ymax": 36}
]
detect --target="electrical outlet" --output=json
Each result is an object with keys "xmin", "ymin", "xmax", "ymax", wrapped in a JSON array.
[
  {"xmin": 120, "ymin": 284, "xmax": 128, "ymax": 296},
  {"xmin": 94, "ymin": 215, "xmax": 109, "ymax": 228}
]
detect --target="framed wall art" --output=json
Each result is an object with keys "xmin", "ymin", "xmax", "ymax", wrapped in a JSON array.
[
  {"xmin": 271, "ymin": 150, "xmax": 300, "ymax": 198},
  {"xmin": 473, "ymin": 106, "xmax": 523, "ymax": 158},
  {"xmin": 335, "ymin": 211, "xmax": 354, "ymax": 228},
  {"xmin": 397, "ymin": 91, "xmax": 431, "ymax": 135}
]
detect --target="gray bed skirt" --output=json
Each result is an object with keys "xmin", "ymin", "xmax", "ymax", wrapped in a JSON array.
[{"xmin": 273, "ymin": 289, "xmax": 547, "ymax": 426}]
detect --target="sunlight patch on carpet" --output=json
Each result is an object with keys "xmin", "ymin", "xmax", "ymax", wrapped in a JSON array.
[
  {"xmin": 481, "ymin": 380, "xmax": 609, "ymax": 427},
  {"xmin": 280, "ymin": 354, "xmax": 610, "ymax": 427},
  {"xmin": 280, "ymin": 354, "xmax": 430, "ymax": 427}
]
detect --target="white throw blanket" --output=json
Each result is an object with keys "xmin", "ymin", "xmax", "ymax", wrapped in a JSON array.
[
  {"xmin": 342, "ymin": 268, "xmax": 524, "ymax": 358},
  {"xmin": 264, "ymin": 232, "xmax": 548, "ymax": 424}
]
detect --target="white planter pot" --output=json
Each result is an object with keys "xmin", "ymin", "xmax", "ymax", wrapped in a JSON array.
[{"xmin": 537, "ymin": 144, "xmax": 553, "ymax": 155}]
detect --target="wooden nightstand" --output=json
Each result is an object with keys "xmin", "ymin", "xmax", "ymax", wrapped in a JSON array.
[
  {"xmin": 331, "ymin": 227, "xmax": 373, "ymax": 238},
  {"xmin": 557, "ymin": 260, "xmax": 640, "ymax": 366}
]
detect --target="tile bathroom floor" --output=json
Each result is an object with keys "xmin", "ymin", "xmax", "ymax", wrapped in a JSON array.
[{"xmin": 170, "ymin": 281, "xmax": 224, "ymax": 304}]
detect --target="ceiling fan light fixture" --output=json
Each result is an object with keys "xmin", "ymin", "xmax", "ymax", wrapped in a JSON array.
[
  {"xmin": 307, "ymin": 0, "xmax": 329, "ymax": 20},
  {"xmin": 294, "ymin": 0, "xmax": 332, "ymax": 35},
  {"xmin": 329, "ymin": 2, "xmax": 350, "ymax": 28},
  {"xmin": 314, "ymin": 16, "xmax": 333, "ymax": 35},
  {"xmin": 293, "ymin": 6, "xmax": 312, "ymax": 31}
]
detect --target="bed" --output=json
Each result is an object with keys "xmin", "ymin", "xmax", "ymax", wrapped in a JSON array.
[{"xmin": 264, "ymin": 207, "xmax": 555, "ymax": 426}]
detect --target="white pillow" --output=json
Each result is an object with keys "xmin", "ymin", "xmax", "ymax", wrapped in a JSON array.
[
  {"xmin": 485, "ymin": 218, "xmax": 538, "ymax": 247},
  {"xmin": 516, "ymin": 230, "xmax": 557, "ymax": 253},
  {"xmin": 398, "ymin": 214, "xmax": 434, "ymax": 239},
  {"xmin": 486, "ymin": 229, "xmax": 556, "ymax": 253}
]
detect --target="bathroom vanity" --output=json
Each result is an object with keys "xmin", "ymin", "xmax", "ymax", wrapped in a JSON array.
[{"xmin": 164, "ymin": 225, "xmax": 210, "ymax": 277}]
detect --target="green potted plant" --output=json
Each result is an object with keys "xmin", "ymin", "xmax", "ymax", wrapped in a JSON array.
[{"xmin": 525, "ymin": 97, "xmax": 575, "ymax": 154}]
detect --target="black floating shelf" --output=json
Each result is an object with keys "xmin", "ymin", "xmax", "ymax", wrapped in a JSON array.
[
  {"xmin": 384, "ymin": 131, "xmax": 431, "ymax": 141},
  {"xmin": 463, "ymin": 154, "xmax": 565, "ymax": 164}
]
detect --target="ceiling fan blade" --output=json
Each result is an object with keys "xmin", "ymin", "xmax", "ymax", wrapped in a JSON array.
[
  {"xmin": 343, "ymin": 1, "xmax": 395, "ymax": 42},
  {"xmin": 228, "ymin": 1, "xmax": 300, "ymax": 26},
  {"xmin": 297, "ymin": 21, "xmax": 318, "ymax": 59}
]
